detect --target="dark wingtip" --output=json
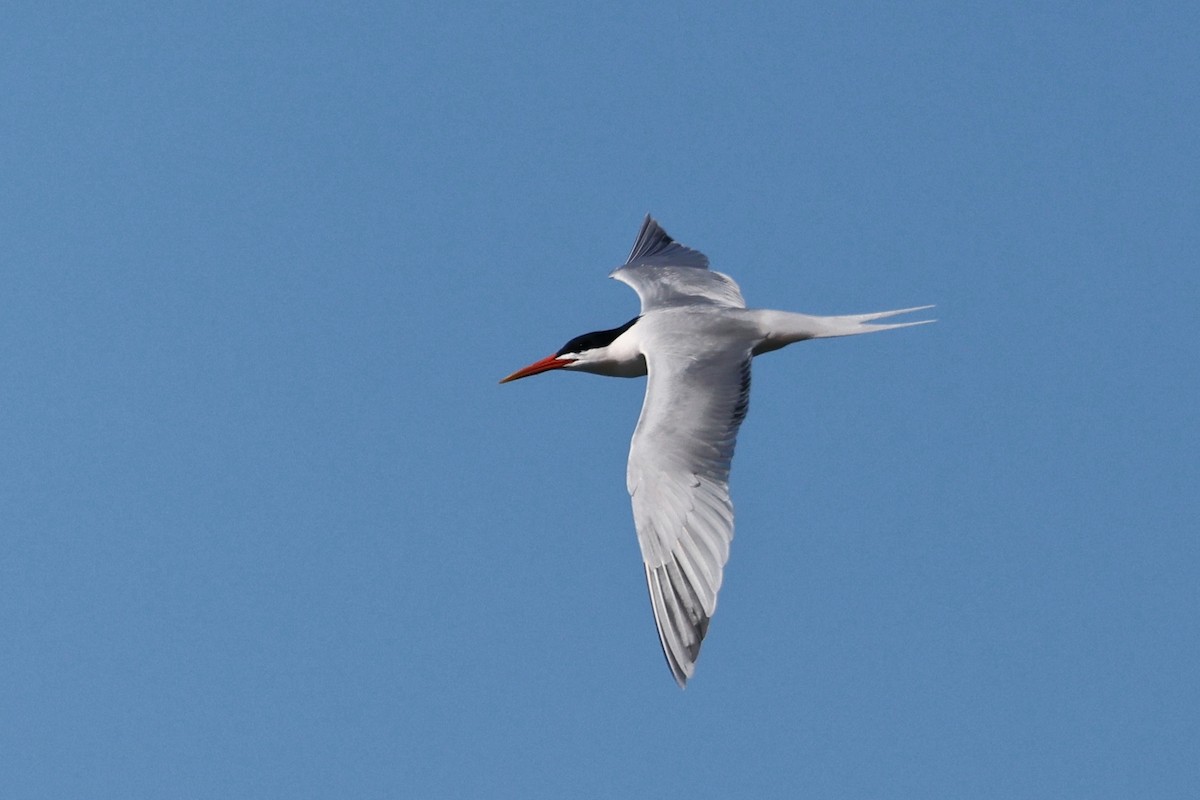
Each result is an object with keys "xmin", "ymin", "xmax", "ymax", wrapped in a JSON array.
[
  {"xmin": 627, "ymin": 214, "xmax": 673, "ymax": 262},
  {"xmin": 624, "ymin": 214, "xmax": 710, "ymax": 270},
  {"xmin": 666, "ymin": 648, "xmax": 690, "ymax": 689}
]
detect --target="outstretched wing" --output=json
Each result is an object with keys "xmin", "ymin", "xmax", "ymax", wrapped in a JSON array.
[
  {"xmin": 611, "ymin": 215, "xmax": 746, "ymax": 312},
  {"xmin": 626, "ymin": 343, "xmax": 752, "ymax": 686}
]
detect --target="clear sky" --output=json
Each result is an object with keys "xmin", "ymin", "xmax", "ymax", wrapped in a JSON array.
[{"xmin": 3, "ymin": 3, "xmax": 1197, "ymax": 798}]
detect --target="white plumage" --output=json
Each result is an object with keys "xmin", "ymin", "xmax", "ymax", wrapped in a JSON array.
[{"xmin": 502, "ymin": 216, "xmax": 933, "ymax": 686}]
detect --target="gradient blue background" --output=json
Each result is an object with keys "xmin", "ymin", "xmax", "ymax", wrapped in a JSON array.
[{"xmin": 3, "ymin": 3, "xmax": 1197, "ymax": 797}]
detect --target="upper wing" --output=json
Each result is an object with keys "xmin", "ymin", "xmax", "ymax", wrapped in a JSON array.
[
  {"xmin": 611, "ymin": 216, "xmax": 746, "ymax": 312},
  {"xmin": 626, "ymin": 343, "xmax": 752, "ymax": 687}
]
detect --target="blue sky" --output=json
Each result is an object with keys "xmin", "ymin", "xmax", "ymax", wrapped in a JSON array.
[{"xmin": 2, "ymin": 2, "xmax": 1197, "ymax": 797}]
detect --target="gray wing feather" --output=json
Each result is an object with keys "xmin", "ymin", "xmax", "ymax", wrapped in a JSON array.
[
  {"xmin": 625, "ymin": 214, "xmax": 711, "ymax": 269},
  {"xmin": 611, "ymin": 216, "xmax": 746, "ymax": 312},
  {"xmin": 627, "ymin": 347, "xmax": 752, "ymax": 686}
]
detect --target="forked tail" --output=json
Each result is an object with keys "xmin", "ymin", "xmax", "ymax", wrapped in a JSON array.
[
  {"xmin": 752, "ymin": 305, "xmax": 935, "ymax": 353},
  {"xmin": 806, "ymin": 305, "xmax": 936, "ymax": 338}
]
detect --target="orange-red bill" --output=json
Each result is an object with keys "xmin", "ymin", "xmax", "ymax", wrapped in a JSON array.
[{"xmin": 499, "ymin": 354, "xmax": 571, "ymax": 384}]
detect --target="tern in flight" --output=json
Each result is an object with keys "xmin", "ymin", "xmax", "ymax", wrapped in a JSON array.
[{"xmin": 501, "ymin": 216, "xmax": 932, "ymax": 687}]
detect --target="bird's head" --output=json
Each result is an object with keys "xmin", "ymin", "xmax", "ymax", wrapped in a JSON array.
[{"xmin": 500, "ymin": 316, "xmax": 641, "ymax": 383}]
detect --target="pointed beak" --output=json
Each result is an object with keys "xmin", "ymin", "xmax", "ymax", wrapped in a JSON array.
[{"xmin": 499, "ymin": 354, "xmax": 571, "ymax": 384}]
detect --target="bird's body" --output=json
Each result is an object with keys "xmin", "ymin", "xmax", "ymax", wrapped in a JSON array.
[{"xmin": 502, "ymin": 216, "xmax": 932, "ymax": 686}]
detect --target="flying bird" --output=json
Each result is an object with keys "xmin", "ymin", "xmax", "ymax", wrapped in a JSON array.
[{"xmin": 501, "ymin": 216, "xmax": 932, "ymax": 687}]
